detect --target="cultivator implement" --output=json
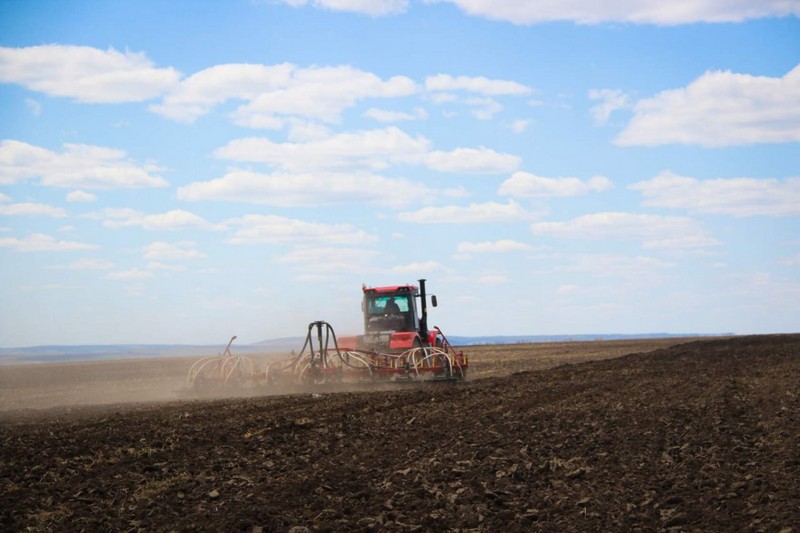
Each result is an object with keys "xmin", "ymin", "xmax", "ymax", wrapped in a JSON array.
[
  {"xmin": 187, "ymin": 279, "xmax": 468, "ymax": 390},
  {"xmin": 264, "ymin": 321, "xmax": 468, "ymax": 386},
  {"xmin": 187, "ymin": 336, "xmax": 257, "ymax": 388}
]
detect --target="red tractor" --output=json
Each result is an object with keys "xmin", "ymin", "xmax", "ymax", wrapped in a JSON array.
[
  {"xmin": 339, "ymin": 278, "xmax": 447, "ymax": 352},
  {"xmin": 265, "ymin": 278, "xmax": 468, "ymax": 385}
]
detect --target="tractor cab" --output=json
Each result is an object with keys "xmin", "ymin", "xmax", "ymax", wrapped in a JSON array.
[
  {"xmin": 363, "ymin": 285, "xmax": 419, "ymax": 334},
  {"xmin": 341, "ymin": 279, "xmax": 438, "ymax": 352}
]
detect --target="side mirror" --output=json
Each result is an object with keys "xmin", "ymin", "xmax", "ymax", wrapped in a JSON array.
[{"xmin": 431, "ymin": 295, "xmax": 438, "ymax": 307}]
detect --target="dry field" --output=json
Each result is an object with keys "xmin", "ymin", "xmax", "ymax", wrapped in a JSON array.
[{"xmin": 1, "ymin": 335, "xmax": 798, "ymax": 531}]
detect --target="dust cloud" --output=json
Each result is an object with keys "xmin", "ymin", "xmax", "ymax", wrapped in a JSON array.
[{"xmin": 0, "ymin": 338, "xmax": 696, "ymax": 419}]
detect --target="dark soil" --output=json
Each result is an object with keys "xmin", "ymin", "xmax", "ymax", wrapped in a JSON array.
[{"xmin": 2, "ymin": 334, "xmax": 798, "ymax": 532}]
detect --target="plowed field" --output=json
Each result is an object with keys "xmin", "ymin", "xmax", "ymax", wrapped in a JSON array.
[{"xmin": 2, "ymin": 335, "xmax": 798, "ymax": 531}]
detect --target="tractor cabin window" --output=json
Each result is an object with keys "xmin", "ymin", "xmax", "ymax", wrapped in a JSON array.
[{"xmin": 369, "ymin": 296, "xmax": 409, "ymax": 315}]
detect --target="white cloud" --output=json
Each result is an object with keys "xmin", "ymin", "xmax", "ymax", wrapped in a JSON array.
[
  {"xmin": 213, "ymin": 127, "xmax": 429, "ymax": 171},
  {"xmin": 0, "ymin": 45, "xmax": 180, "ymax": 103},
  {"xmin": 465, "ymin": 96, "xmax": 503, "ymax": 120},
  {"xmin": 779, "ymin": 252, "xmax": 800, "ymax": 266},
  {"xmin": 424, "ymin": 74, "xmax": 531, "ymax": 120},
  {"xmin": 398, "ymin": 200, "xmax": 535, "ymax": 224},
  {"xmin": 25, "ymin": 98, "xmax": 42, "ymax": 116},
  {"xmin": 153, "ymin": 63, "xmax": 417, "ymax": 126},
  {"xmin": 531, "ymin": 212, "xmax": 720, "ymax": 249},
  {"xmin": 277, "ymin": 246, "xmax": 379, "ymax": 272},
  {"xmin": 510, "ymin": 119, "xmax": 532, "ymax": 133},
  {"xmin": 425, "ymin": 74, "xmax": 531, "ymax": 96},
  {"xmin": 616, "ymin": 65, "xmax": 800, "ymax": 146},
  {"xmin": 0, "ymin": 140, "xmax": 168, "ymax": 189},
  {"xmin": 178, "ymin": 170, "xmax": 433, "ymax": 208},
  {"xmin": 499, "ymin": 172, "xmax": 612, "ymax": 198},
  {"xmin": 364, "ymin": 108, "xmax": 415, "ymax": 122},
  {"xmin": 456, "ymin": 240, "xmax": 531, "ymax": 253},
  {"xmin": 149, "ymin": 63, "xmax": 295, "ymax": 123},
  {"xmin": 631, "ymin": 171, "xmax": 800, "ymax": 217},
  {"xmin": 589, "ymin": 88, "xmax": 631, "ymax": 125},
  {"xmin": 105, "ymin": 268, "xmax": 155, "ymax": 281},
  {"xmin": 66, "ymin": 190, "xmax": 97, "ymax": 203},
  {"xmin": 426, "ymin": 146, "xmax": 521, "ymax": 174},
  {"xmin": 363, "ymin": 107, "xmax": 427, "ymax": 122},
  {"xmin": 432, "ymin": 0, "xmax": 800, "ymax": 25},
  {"xmin": 50, "ymin": 258, "xmax": 114, "ymax": 270},
  {"xmin": 477, "ymin": 273, "xmax": 509, "ymax": 285},
  {"xmin": 0, "ymin": 192, "xmax": 10, "ymax": 202},
  {"xmin": 0, "ymin": 233, "xmax": 98, "ymax": 252},
  {"xmin": 225, "ymin": 214, "xmax": 376, "ymax": 246},
  {"xmin": 556, "ymin": 284, "xmax": 579, "ymax": 294},
  {"xmin": 0, "ymin": 202, "xmax": 67, "ymax": 217},
  {"xmin": 146, "ymin": 261, "xmax": 187, "ymax": 272},
  {"xmin": 97, "ymin": 208, "xmax": 223, "ymax": 231},
  {"xmin": 143, "ymin": 241, "xmax": 206, "ymax": 260},
  {"xmin": 212, "ymin": 127, "xmax": 518, "ymax": 176},
  {"xmin": 274, "ymin": 0, "xmax": 409, "ymax": 16},
  {"xmin": 566, "ymin": 254, "xmax": 676, "ymax": 277},
  {"xmin": 392, "ymin": 261, "xmax": 448, "ymax": 273}
]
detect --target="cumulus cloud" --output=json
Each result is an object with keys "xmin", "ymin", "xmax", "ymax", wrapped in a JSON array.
[
  {"xmin": 0, "ymin": 233, "xmax": 98, "ymax": 252},
  {"xmin": 456, "ymin": 240, "xmax": 532, "ymax": 253},
  {"xmin": 478, "ymin": 274, "xmax": 510, "ymax": 285},
  {"xmin": 630, "ymin": 171, "xmax": 800, "ymax": 217},
  {"xmin": 566, "ymin": 254, "xmax": 676, "ymax": 278},
  {"xmin": 224, "ymin": 214, "xmax": 375, "ymax": 246},
  {"xmin": 589, "ymin": 88, "xmax": 631, "ymax": 125},
  {"xmin": 556, "ymin": 284, "xmax": 579, "ymax": 294},
  {"xmin": 183, "ymin": 127, "xmax": 515, "ymax": 206},
  {"xmin": 425, "ymin": 74, "xmax": 530, "ymax": 96},
  {"xmin": 499, "ymin": 172, "xmax": 612, "ymax": 198},
  {"xmin": 143, "ymin": 241, "xmax": 206, "ymax": 260},
  {"xmin": 392, "ymin": 261, "xmax": 448, "ymax": 273},
  {"xmin": 510, "ymin": 119, "xmax": 532, "ymax": 133},
  {"xmin": 178, "ymin": 170, "xmax": 433, "ymax": 208},
  {"xmin": 616, "ymin": 65, "xmax": 800, "ymax": 146},
  {"xmin": 0, "ymin": 140, "xmax": 168, "ymax": 189},
  {"xmin": 50, "ymin": 258, "xmax": 114, "ymax": 270},
  {"xmin": 105, "ymin": 268, "xmax": 155, "ymax": 281},
  {"xmin": 0, "ymin": 45, "xmax": 180, "ymax": 103},
  {"xmin": 363, "ymin": 107, "xmax": 428, "ymax": 122},
  {"xmin": 274, "ymin": 0, "xmax": 409, "ymax": 16},
  {"xmin": 212, "ymin": 127, "xmax": 517, "ymax": 175},
  {"xmin": 148, "ymin": 63, "xmax": 294, "ymax": 123},
  {"xmin": 431, "ymin": 0, "xmax": 800, "ymax": 25},
  {"xmin": 66, "ymin": 190, "xmax": 97, "ymax": 203},
  {"xmin": 424, "ymin": 74, "xmax": 531, "ymax": 120},
  {"xmin": 95, "ymin": 208, "xmax": 223, "ymax": 231},
  {"xmin": 146, "ymin": 261, "xmax": 187, "ymax": 272},
  {"xmin": 531, "ymin": 211, "xmax": 720, "ymax": 249},
  {"xmin": 426, "ymin": 146, "xmax": 521, "ymax": 174},
  {"xmin": 0, "ymin": 202, "xmax": 67, "ymax": 217},
  {"xmin": 25, "ymin": 98, "xmax": 42, "ymax": 116},
  {"xmin": 213, "ymin": 127, "xmax": 429, "ymax": 172},
  {"xmin": 277, "ymin": 246, "xmax": 379, "ymax": 272},
  {"xmin": 153, "ymin": 63, "xmax": 417, "ymax": 125},
  {"xmin": 398, "ymin": 200, "xmax": 535, "ymax": 224},
  {"xmin": 778, "ymin": 252, "xmax": 800, "ymax": 266}
]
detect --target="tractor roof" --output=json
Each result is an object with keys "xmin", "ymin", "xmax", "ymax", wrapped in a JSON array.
[{"xmin": 362, "ymin": 284, "xmax": 418, "ymax": 295}]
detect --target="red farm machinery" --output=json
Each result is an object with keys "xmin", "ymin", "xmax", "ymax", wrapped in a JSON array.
[{"xmin": 187, "ymin": 279, "xmax": 468, "ymax": 389}]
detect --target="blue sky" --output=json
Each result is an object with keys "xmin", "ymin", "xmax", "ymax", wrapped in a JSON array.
[{"xmin": 1, "ymin": 0, "xmax": 799, "ymax": 347}]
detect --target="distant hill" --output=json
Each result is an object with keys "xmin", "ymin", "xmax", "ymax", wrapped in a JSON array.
[
  {"xmin": 445, "ymin": 333, "xmax": 723, "ymax": 345},
  {"xmin": 0, "ymin": 343, "xmax": 268, "ymax": 365},
  {"xmin": 0, "ymin": 333, "xmax": 728, "ymax": 365}
]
